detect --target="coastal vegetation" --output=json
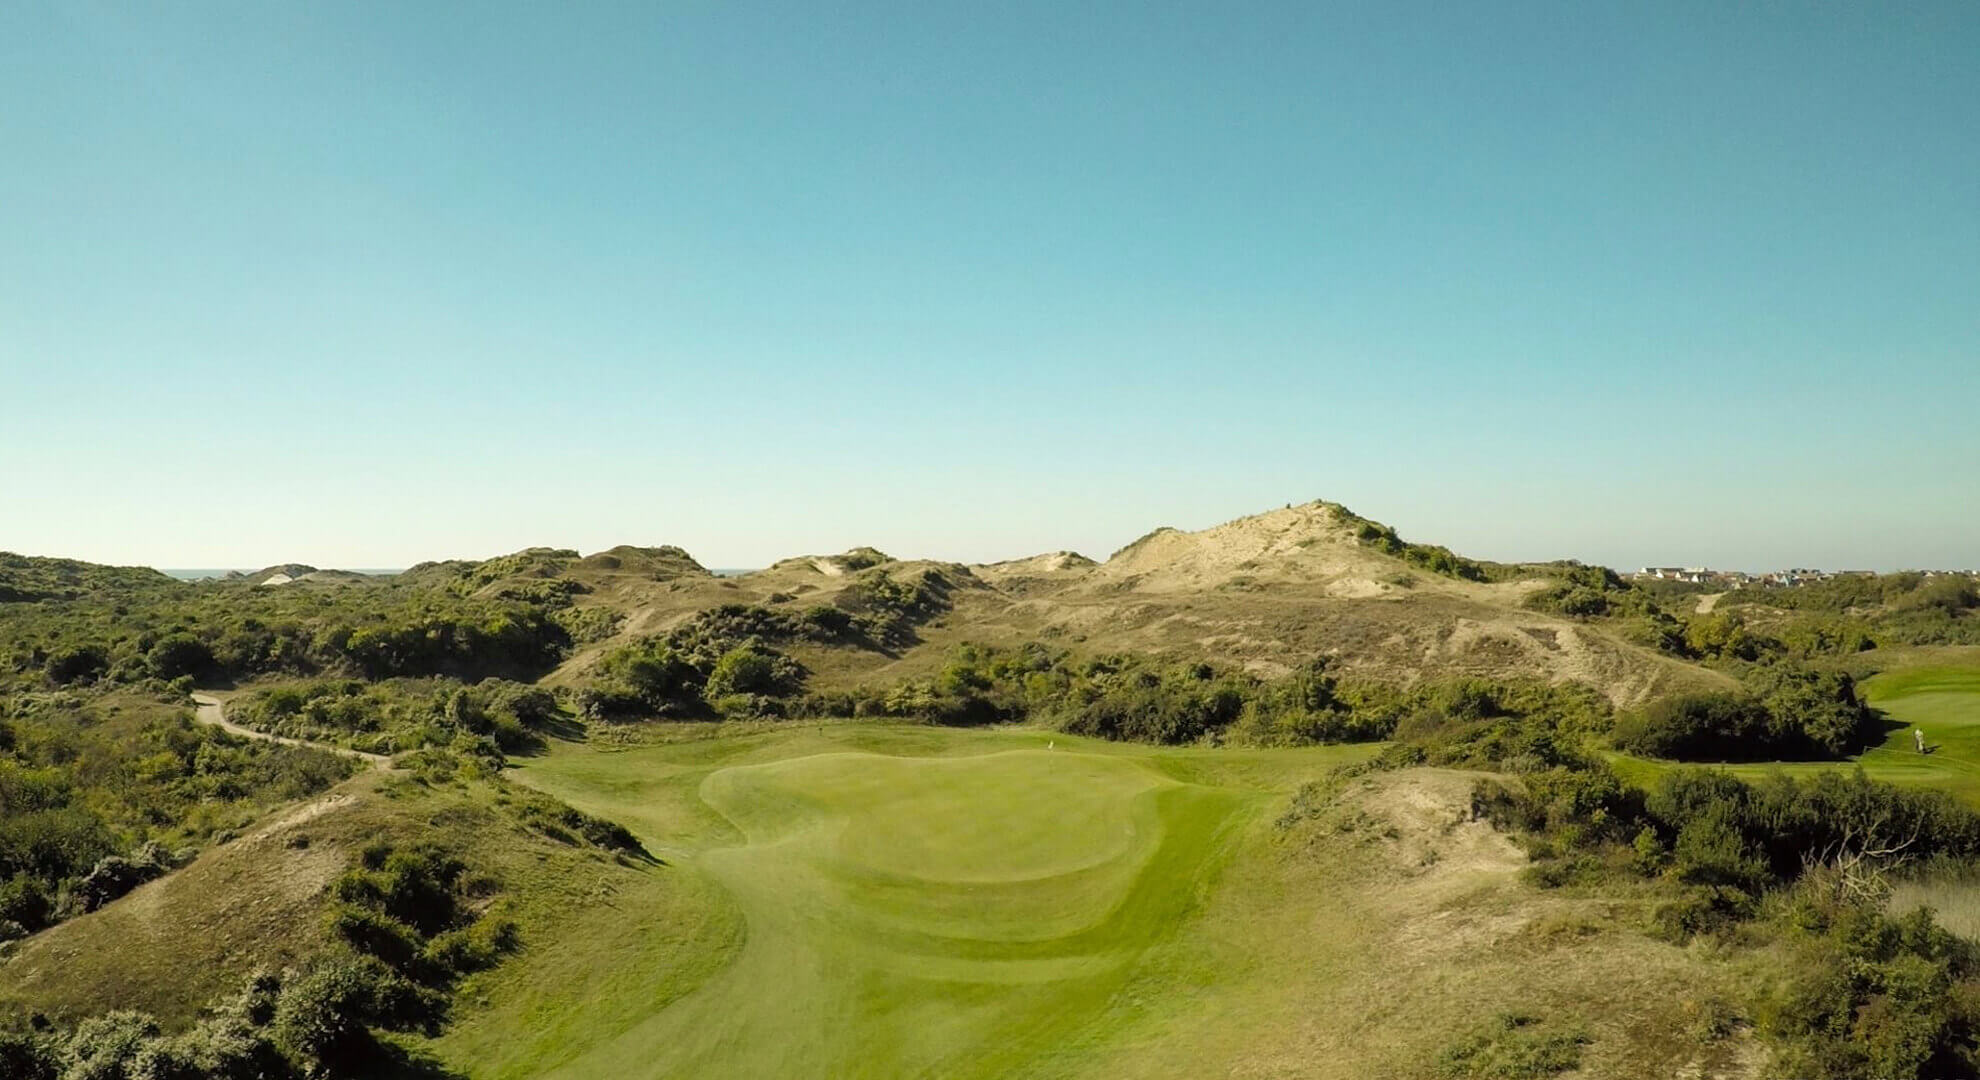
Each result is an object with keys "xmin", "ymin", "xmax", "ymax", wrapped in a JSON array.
[{"xmin": 7, "ymin": 503, "xmax": 1980, "ymax": 1078}]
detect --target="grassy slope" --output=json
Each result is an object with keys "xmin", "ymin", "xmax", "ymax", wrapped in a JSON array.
[
  {"xmin": 0, "ymin": 767, "xmax": 715, "ymax": 1034},
  {"xmin": 424, "ymin": 727, "xmax": 1751, "ymax": 1079}
]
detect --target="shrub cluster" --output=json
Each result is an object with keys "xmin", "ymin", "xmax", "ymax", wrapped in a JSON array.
[
  {"xmin": 817, "ymin": 643, "xmax": 1610, "ymax": 751},
  {"xmin": 1479, "ymin": 765, "xmax": 1980, "ymax": 930},
  {"xmin": 0, "ymin": 839, "xmax": 532, "ymax": 1079},
  {"xmin": 0, "ymin": 954, "xmax": 465, "ymax": 1078},
  {"xmin": 1762, "ymin": 890, "xmax": 1980, "ymax": 1079},
  {"xmin": 576, "ymin": 602, "xmax": 862, "ymax": 720},
  {"xmin": 1611, "ymin": 670, "xmax": 1877, "ymax": 762},
  {"xmin": 831, "ymin": 567, "xmax": 957, "ymax": 644},
  {"xmin": 232, "ymin": 677, "xmax": 562, "ymax": 757},
  {"xmin": 1337, "ymin": 509, "xmax": 1492, "ymax": 582},
  {"xmin": 511, "ymin": 791, "xmax": 648, "ymax": 856},
  {"xmin": 1715, "ymin": 572, "xmax": 1980, "ymax": 649},
  {"xmin": 326, "ymin": 842, "xmax": 517, "ymax": 992}
]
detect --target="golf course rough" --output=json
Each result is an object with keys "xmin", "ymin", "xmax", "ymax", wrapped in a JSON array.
[{"xmin": 473, "ymin": 732, "xmax": 1290, "ymax": 1079}]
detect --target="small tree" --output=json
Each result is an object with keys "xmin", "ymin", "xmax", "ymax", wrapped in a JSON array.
[
  {"xmin": 146, "ymin": 634, "xmax": 214, "ymax": 680},
  {"xmin": 705, "ymin": 646, "xmax": 779, "ymax": 697}
]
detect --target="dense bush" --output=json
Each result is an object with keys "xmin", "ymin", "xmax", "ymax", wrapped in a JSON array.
[
  {"xmin": 42, "ymin": 644, "xmax": 109, "ymax": 686},
  {"xmin": 145, "ymin": 634, "xmax": 215, "ymax": 681},
  {"xmin": 0, "ymin": 1029, "xmax": 58, "ymax": 1080},
  {"xmin": 73, "ymin": 843, "xmax": 177, "ymax": 913},
  {"xmin": 1356, "ymin": 678, "xmax": 1612, "ymax": 771},
  {"xmin": 832, "ymin": 642, "xmax": 1610, "ymax": 753},
  {"xmin": 1762, "ymin": 895, "xmax": 1980, "ymax": 1079},
  {"xmin": 1521, "ymin": 565, "xmax": 1685, "ymax": 632},
  {"xmin": 1060, "ymin": 664, "xmax": 1249, "ymax": 743},
  {"xmin": 578, "ymin": 605, "xmax": 824, "ymax": 720},
  {"xmin": 831, "ymin": 567, "xmax": 957, "ymax": 645},
  {"xmin": 1613, "ymin": 694, "xmax": 1777, "ymax": 761},
  {"xmin": 1477, "ymin": 765, "xmax": 1980, "ymax": 926},
  {"xmin": 1613, "ymin": 672, "xmax": 1877, "ymax": 762},
  {"xmin": 232, "ymin": 677, "xmax": 563, "ymax": 756},
  {"xmin": 320, "ymin": 842, "xmax": 517, "ymax": 1039}
]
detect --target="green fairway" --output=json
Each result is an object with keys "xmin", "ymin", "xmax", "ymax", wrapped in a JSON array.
[
  {"xmin": 428, "ymin": 726, "xmax": 1377, "ymax": 1079},
  {"xmin": 1853, "ymin": 664, "xmax": 1980, "ymax": 801},
  {"xmin": 1610, "ymin": 657, "xmax": 1980, "ymax": 804}
]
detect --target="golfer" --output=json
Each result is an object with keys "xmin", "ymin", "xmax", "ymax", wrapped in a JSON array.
[{"xmin": 1916, "ymin": 728, "xmax": 1927, "ymax": 754}]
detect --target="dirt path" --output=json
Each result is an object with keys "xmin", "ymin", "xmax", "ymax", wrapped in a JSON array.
[
  {"xmin": 1696, "ymin": 592, "xmax": 1724, "ymax": 614},
  {"xmin": 190, "ymin": 692, "xmax": 391, "ymax": 770}
]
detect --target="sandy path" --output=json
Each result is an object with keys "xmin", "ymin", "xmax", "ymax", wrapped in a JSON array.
[
  {"xmin": 1696, "ymin": 592, "xmax": 1724, "ymax": 614},
  {"xmin": 190, "ymin": 692, "xmax": 391, "ymax": 770}
]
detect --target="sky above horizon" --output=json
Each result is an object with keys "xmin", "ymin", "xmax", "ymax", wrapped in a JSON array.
[{"xmin": 4, "ymin": 3, "xmax": 1977, "ymax": 573}]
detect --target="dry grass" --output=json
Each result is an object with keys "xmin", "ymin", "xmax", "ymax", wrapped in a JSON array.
[{"xmin": 1889, "ymin": 870, "xmax": 1980, "ymax": 941}]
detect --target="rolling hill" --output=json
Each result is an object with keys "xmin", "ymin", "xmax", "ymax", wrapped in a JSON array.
[
  {"xmin": 474, "ymin": 499, "xmax": 1729, "ymax": 706},
  {"xmin": 17, "ymin": 499, "xmax": 1971, "ymax": 1078}
]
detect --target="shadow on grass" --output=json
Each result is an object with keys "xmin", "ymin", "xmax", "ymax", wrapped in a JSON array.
[
  {"xmin": 505, "ymin": 715, "xmax": 588, "ymax": 757},
  {"xmin": 354, "ymin": 1034, "xmax": 471, "ymax": 1079}
]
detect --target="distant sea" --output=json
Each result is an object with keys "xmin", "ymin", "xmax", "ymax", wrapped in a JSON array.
[{"xmin": 160, "ymin": 569, "xmax": 405, "ymax": 581}]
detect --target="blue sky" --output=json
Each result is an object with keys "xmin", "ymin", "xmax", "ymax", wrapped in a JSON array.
[{"xmin": 3, "ymin": 2, "xmax": 1976, "ymax": 571}]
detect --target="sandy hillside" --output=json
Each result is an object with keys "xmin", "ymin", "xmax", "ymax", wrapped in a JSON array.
[{"xmin": 486, "ymin": 500, "xmax": 1727, "ymax": 704}]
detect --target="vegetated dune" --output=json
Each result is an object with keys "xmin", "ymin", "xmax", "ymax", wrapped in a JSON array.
[
  {"xmin": 0, "ymin": 767, "xmax": 703, "ymax": 1034},
  {"xmin": 971, "ymin": 550, "xmax": 1099, "ymax": 591},
  {"xmin": 0, "ymin": 791, "xmax": 356, "ymax": 1026},
  {"xmin": 503, "ymin": 499, "xmax": 1725, "ymax": 705}
]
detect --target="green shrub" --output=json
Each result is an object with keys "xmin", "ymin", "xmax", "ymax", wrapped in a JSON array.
[
  {"xmin": 271, "ymin": 959, "xmax": 384, "ymax": 1072},
  {"xmin": 1612, "ymin": 680, "xmax": 1874, "ymax": 762},
  {"xmin": 422, "ymin": 910, "xmax": 518, "ymax": 977},
  {"xmin": 705, "ymin": 645, "xmax": 791, "ymax": 697},
  {"xmin": 1761, "ymin": 897, "xmax": 1980, "ymax": 1078},
  {"xmin": 327, "ymin": 903, "xmax": 426, "ymax": 973},
  {"xmin": 1614, "ymin": 693, "xmax": 1776, "ymax": 761},
  {"xmin": 43, "ymin": 644, "xmax": 108, "ymax": 685},
  {"xmin": 145, "ymin": 634, "xmax": 214, "ymax": 680},
  {"xmin": 146, "ymin": 1013, "xmax": 286, "ymax": 1080},
  {"xmin": 63, "ymin": 1010, "xmax": 160, "ymax": 1080}
]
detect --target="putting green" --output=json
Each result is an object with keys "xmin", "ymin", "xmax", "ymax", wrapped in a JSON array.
[
  {"xmin": 437, "ymin": 727, "xmax": 1371, "ymax": 1079},
  {"xmin": 1850, "ymin": 665, "xmax": 1980, "ymax": 801}
]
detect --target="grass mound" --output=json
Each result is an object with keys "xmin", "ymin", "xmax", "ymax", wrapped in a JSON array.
[{"xmin": 485, "ymin": 742, "xmax": 1241, "ymax": 1078}]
